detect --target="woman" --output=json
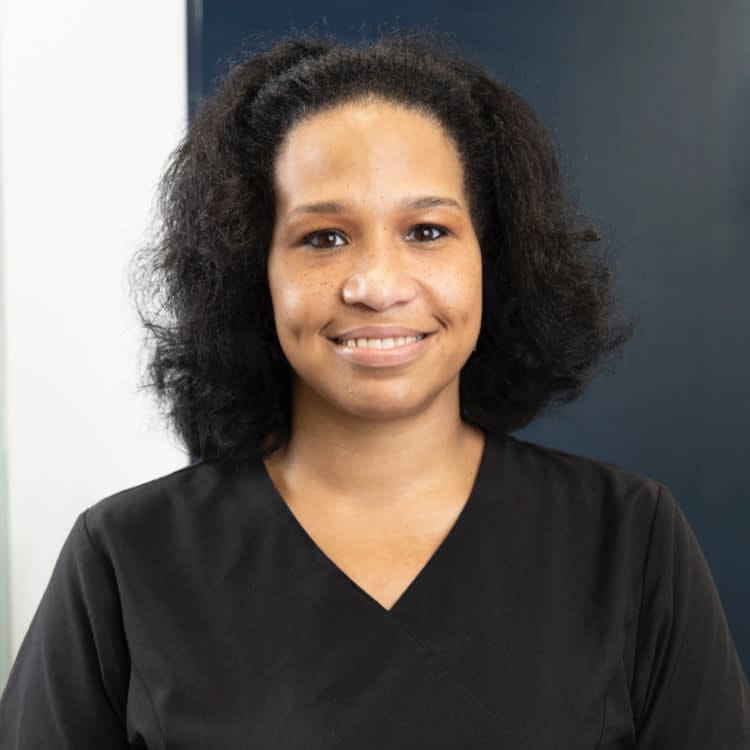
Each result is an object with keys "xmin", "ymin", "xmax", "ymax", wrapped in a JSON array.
[{"xmin": 1, "ymin": 29, "xmax": 748, "ymax": 748}]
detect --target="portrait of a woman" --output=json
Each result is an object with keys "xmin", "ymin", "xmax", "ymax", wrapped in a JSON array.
[{"xmin": 1, "ymin": 29, "xmax": 748, "ymax": 748}]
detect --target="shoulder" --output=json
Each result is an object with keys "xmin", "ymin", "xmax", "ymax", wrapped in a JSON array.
[
  {"xmin": 499, "ymin": 432, "xmax": 664, "ymax": 516},
  {"xmin": 82, "ymin": 457, "xmax": 276, "ymax": 563}
]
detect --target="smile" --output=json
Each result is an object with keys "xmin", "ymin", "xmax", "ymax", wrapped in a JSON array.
[
  {"xmin": 328, "ymin": 332, "xmax": 433, "ymax": 367},
  {"xmin": 332, "ymin": 334, "xmax": 426, "ymax": 349}
]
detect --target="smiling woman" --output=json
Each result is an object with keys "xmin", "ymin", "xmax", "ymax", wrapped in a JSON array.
[
  {"xmin": 128, "ymin": 31, "xmax": 636, "ymax": 466},
  {"xmin": 0, "ymin": 27, "xmax": 748, "ymax": 749}
]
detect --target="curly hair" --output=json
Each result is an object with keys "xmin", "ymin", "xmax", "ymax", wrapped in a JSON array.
[{"xmin": 130, "ymin": 27, "xmax": 634, "ymax": 465}]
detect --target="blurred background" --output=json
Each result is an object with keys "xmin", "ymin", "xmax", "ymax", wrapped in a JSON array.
[{"xmin": 0, "ymin": 0, "xmax": 747, "ymax": 689}]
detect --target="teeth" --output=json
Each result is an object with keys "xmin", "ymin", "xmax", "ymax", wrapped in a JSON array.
[{"xmin": 338, "ymin": 334, "xmax": 424, "ymax": 349}]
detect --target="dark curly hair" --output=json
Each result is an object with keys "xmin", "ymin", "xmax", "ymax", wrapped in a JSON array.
[{"xmin": 130, "ymin": 27, "xmax": 634, "ymax": 465}]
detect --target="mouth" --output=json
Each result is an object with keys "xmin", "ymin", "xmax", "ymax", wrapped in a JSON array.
[
  {"xmin": 327, "ymin": 332, "xmax": 435, "ymax": 367},
  {"xmin": 329, "ymin": 332, "xmax": 430, "ymax": 349}
]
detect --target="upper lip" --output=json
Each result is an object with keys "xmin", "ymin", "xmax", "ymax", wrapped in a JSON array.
[{"xmin": 328, "ymin": 326, "xmax": 432, "ymax": 340}]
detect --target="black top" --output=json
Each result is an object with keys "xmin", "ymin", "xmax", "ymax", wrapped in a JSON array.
[{"xmin": 1, "ymin": 432, "xmax": 748, "ymax": 748}]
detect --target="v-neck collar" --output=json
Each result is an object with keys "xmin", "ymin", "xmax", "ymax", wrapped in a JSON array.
[{"xmin": 259, "ymin": 429, "xmax": 496, "ymax": 618}]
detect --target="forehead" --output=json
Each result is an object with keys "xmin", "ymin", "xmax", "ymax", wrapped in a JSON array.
[{"xmin": 273, "ymin": 99, "xmax": 466, "ymax": 210}]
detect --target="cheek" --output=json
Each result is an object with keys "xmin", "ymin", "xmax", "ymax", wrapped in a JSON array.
[
  {"xmin": 435, "ymin": 253, "xmax": 483, "ymax": 323},
  {"xmin": 268, "ymin": 268, "xmax": 332, "ymax": 340},
  {"xmin": 271, "ymin": 282, "xmax": 306, "ymax": 336},
  {"xmin": 274, "ymin": 282, "xmax": 303, "ymax": 317}
]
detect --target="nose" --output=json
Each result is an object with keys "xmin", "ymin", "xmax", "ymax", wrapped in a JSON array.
[{"xmin": 340, "ymin": 244, "xmax": 418, "ymax": 311}]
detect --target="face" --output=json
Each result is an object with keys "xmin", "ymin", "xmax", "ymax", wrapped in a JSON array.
[{"xmin": 267, "ymin": 98, "xmax": 482, "ymax": 424}]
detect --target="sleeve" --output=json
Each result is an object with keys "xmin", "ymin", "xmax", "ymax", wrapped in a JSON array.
[
  {"xmin": 631, "ymin": 483, "xmax": 750, "ymax": 748},
  {"xmin": 0, "ymin": 511, "xmax": 131, "ymax": 748}
]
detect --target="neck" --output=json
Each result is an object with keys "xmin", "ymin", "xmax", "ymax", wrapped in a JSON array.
[{"xmin": 263, "ymin": 380, "xmax": 486, "ymax": 512}]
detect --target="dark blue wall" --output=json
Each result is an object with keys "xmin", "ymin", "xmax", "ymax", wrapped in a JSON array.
[{"xmin": 188, "ymin": 0, "xmax": 750, "ymax": 668}]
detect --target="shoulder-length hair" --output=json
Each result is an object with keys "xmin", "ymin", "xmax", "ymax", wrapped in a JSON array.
[{"xmin": 130, "ymin": 28, "xmax": 634, "ymax": 464}]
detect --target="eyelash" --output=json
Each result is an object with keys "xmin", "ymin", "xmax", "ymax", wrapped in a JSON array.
[{"xmin": 300, "ymin": 224, "xmax": 450, "ymax": 250}]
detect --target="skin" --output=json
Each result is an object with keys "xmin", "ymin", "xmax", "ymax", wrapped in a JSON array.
[{"xmin": 264, "ymin": 97, "xmax": 485, "ymax": 604}]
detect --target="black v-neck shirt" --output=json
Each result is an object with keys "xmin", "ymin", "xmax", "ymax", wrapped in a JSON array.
[{"xmin": 1, "ymin": 432, "xmax": 748, "ymax": 748}]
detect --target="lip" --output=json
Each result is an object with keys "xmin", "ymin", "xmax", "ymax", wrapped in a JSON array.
[
  {"xmin": 327, "ymin": 326, "xmax": 431, "ymax": 340},
  {"xmin": 328, "ymin": 332, "xmax": 434, "ymax": 367}
]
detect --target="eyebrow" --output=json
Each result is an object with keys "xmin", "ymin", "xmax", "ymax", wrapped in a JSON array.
[{"xmin": 286, "ymin": 195, "xmax": 464, "ymax": 219}]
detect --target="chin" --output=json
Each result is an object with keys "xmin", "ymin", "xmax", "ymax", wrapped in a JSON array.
[
  {"xmin": 329, "ymin": 384, "xmax": 444, "ymax": 422},
  {"xmin": 345, "ymin": 397, "xmax": 422, "ymax": 417}
]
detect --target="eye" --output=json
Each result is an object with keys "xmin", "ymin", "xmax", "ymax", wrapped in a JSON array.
[
  {"xmin": 406, "ymin": 224, "xmax": 449, "ymax": 242},
  {"xmin": 300, "ymin": 223, "xmax": 449, "ymax": 250},
  {"xmin": 302, "ymin": 230, "xmax": 347, "ymax": 250}
]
